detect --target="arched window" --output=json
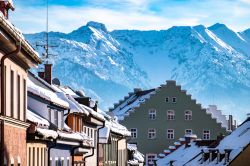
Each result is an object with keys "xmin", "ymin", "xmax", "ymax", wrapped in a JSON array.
[
  {"xmin": 167, "ymin": 110, "xmax": 175, "ymax": 120},
  {"xmin": 185, "ymin": 110, "xmax": 192, "ymax": 120}
]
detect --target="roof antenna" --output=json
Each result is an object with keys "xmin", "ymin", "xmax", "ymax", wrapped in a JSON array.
[{"xmin": 36, "ymin": 0, "xmax": 57, "ymax": 64}]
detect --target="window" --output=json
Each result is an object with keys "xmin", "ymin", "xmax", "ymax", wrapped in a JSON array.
[
  {"xmin": 185, "ymin": 110, "xmax": 192, "ymax": 120},
  {"xmin": 10, "ymin": 70, "xmax": 14, "ymax": 117},
  {"xmin": 33, "ymin": 147, "xmax": 35, "ymax": 166},
  {"xmin": 130, "ymin": 128, "xmax": 137, "ymax": 138},
  {"xmin": 165, "ymin": 97, "xmax": 169, "ymax": 102},
  {"xmin": 48, "ymin": 108, "xmax": 52, "ymax": 122},
  {"xmin": 67, "ymin": 157, "xmax": 70, "ymax": 166},
  {"xmin": 146, "ymin": 154, "xmax": 157, "ymax": 165},
  {"xmin": 167, "ymin": 129, "xmax": 174, "ymax": 139},
  {"xmin": 167, "ymin": 110, "xmax": 175, "ymax": 120},
  {"xmin": 17, "ymin": 75, "xmax": 20, "ymax": 120},
  {"xmin": 148, "ymin": 128, "xmax": 156, "ymax": 139},
  {"xmin": 37, "ymin": 148, "xmax": 39, "ymax": 166},
  {"xmin": 23, "ymin": 79, "xmax": 26, "ymax": 121},
  {"xmin": 60, "ymin": 157, "xmax": 65, "ymax": 166},
  {"xmin": 54, "ymin": 111, "xmax": 58, "ymax": 127},
  {"xmin": 203, "ymin": 130, "xmax": 210, "ymax": 140},
  {"xmin": 172, "ymin": 97, "xmax": 177, "ymax": 103},
  {"xmin": 149, "ymin": 109, "xmax": 156, "ymax": 120},
  {"xmin": 185, "ymin": 129, "xmax": 192, "ymax": 135},
  {"xmin": 55, "ymin": 157, "xmax": 59, "ymax": 166}
]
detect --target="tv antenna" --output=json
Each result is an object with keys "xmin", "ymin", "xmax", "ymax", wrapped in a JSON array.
[{"xmin": 36, "ymin": 0, "xmax": 57, "ymax": 64}]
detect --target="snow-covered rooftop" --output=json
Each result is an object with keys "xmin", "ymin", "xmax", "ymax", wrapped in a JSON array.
[
  {"xmin": 186, "ymin": 117, "xmax": 250, "ymax": 165},
  {"xmin": 28, "ymin": 73, "xmax": 69, "ymax": 108},
  {"xmin": 112, "ymin": 89, "xmax": 155, "ymax": 120},
  {"xmin": 127, "ymin": 144, "xmax": 144, "ymax": 164},
  {"xmin": 27, "ymin": 109, "xmax": 50, "ymax": 128},
  {"xmin": 157, "ymin": 142, "xmax": 205, "ymax": 166}
]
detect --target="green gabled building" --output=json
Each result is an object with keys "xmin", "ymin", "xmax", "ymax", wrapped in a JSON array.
[{"xmin": 110, "ymin": 80, "xmax": 229, "ymax": 165}]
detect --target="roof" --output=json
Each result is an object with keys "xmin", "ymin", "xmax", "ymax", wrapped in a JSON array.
[
  {"xmin": 0, "ymin": 11, "xmax": 41, "ymax": 65},
  {"xmin": 28, "ymin": 72, "xmax": 69, "ymax": 108},
  {"xmin": 157, "ymin": 142, "xmax": 205, "ymax": 166},
  {"xmin": 127, "ymin": 144, "xmax": 144, "ymax": 164},
  {"xmin": 186, "ymin": 117, "xmax": 250, "ymax": 165},
  {"xmin": 111, "ymin": 88, "xmax": 155, "ymax": 120}
]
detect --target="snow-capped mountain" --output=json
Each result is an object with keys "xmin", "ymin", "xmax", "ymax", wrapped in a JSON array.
[
  {"xmin": 25, "ymin": 21, "xmax": 149, "ymax": 110},
  {"xmin": 26, "ymin": 22, "xmax": 250, "ymax": 121}
]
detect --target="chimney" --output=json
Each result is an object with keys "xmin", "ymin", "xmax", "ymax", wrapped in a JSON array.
[
  {"xmin": 0, "ymin": 1, "xmax": 14, "ymax": 19},
  {"xmin": 38, "ymin": 71, "xmax": 45, "ymax": 79},
  {"xmin": 44, "ymin": 64, "xmax": 52, "ymax": 84},
  {"xmin": 228, "ymin": 115, "xmax": 233, "ymax": 131}
]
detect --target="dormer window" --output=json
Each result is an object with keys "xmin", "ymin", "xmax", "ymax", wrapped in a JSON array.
[{"xmin": 149, "ymin": 109, "xmax": 156, "ymax": 120}]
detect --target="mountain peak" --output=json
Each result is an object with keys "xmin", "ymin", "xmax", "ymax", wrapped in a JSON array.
[
  {"xmin": 208, "ymin": 23, "xmax": 228, "ymax": 30},
  {"xmin": 86, "ymin": 21, "xmax": 107, "ymax": 32}
]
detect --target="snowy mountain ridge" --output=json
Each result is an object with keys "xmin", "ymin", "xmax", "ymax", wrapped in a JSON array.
[{"xmin": 26, "ymin": 22, "xmax": 250, "ymax": 121}]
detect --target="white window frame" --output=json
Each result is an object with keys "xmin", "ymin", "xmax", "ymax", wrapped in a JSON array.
[
  {"xmin": 185, "ymin": 110, "xmax": 192, "ymax": 120},
  {"xmin": 172, "ymin": 97, "xmax": 177, "ymax": 103},
  {"xmin": 148, "ymin": 128, "xmax": 156, "ymax": 139},
  {"xmin": 167, "ymin": 129, "xmax": 174, "ymax": 139},
  {"xmin": 149, "ymin": 109, "xmax": 156, "ymax": 120},
  {"xmin": 185, "ymin": 129, "xmax": 192, "ymax": 135},
  {"xmin": 130, "ymin": 128, "xmax": 137, "ymax": 139},
  {"xmin": 146, "ymin": 154, "xmax": 157, "ymax": 165},
  {"xmin": 167, "ymin": 110, "xmax": 175, "ymax": 120},
  {"xmin": 203, "ymin": 130, "xmax": 210, "ymax": 140}
]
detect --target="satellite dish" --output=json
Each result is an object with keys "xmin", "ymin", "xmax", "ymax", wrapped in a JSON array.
[{"xmin": 52, "ymin": 78, "xmax": 60, "ymax": 86}]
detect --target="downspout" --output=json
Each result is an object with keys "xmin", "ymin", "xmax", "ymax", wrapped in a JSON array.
[
  {"xmin": 97, "ymin": 121, "xmax": 105, "ymax": 166},
  {"xmin": 116, "ymin": 136, "xmax": 124, "ymax": 166},
  {"xmin": 71, "ymin": 144, "xmax": 90, "ymax": 166},
  {"xmin": 83, "ymin": 147, "xmax": 95, "ymax": 166},
  {"xmin": 48, "ymin": 139, "xmax": 57, "ymax": 166},
  {"xmin": 0, "ymin": 42, "xmax": 21, "ymax": 166}
]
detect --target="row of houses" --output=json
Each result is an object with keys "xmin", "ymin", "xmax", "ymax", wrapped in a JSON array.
[{"xmin": 0, "ymin": 2, "xmax": 144, "ymax": 166}]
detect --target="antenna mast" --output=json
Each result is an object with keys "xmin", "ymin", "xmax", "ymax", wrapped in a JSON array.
[{"xmin": 46, "ymin": 0, "xmax": 49, "ymax": 63}]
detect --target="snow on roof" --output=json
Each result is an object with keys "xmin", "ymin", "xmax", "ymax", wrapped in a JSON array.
[
  {"xmin": 0, "ymin": 11, "xmax": 40, "ymax": 63},
  {"xmin": 56, "ymin": 91, "xmax": 89, "ymax": 115},
  {"xmin": 36, "ymin": 128, "xmax": 58, "ymax": 139},
  {"xmin": 27, "ymin": 109, "xmax": 50, "ymax": 128},
  {"xmin": 58, "ymin": 131, "xmax": 84, "ymax": 141},
  {"xmin": 112, "ymin": 89, "xmax": 155, "ymax": 120},
  {"xmin": 206, "ymin": 105, "xmax": 228, "ymax": 129},
  {"xmin": 127, "ymin": 159, "xmax": 139, "ymax": 165},
  {"xmin": 127, "ymin": 144, "xmax": 137, "ymax": 151},
  {"xmin": 81, "ymin": 104, "xmax": 105, "ymax": 121},
  {"xmin": 57, "ymin": 85, "xmax": 78, "ymax": 98},
  {"xmin": 28, "ymin": 76, "xmax": 69, "ymax": 108},
  {"xmin": 105, "ymin": 119, "xmax": 131, "ymax": 136},
  {"xmin": 99, "ymin": 126, "xmax": 110, "ymax": 144},
  {"xmin": 186, "ymin": 118, "xmax": 250, "ymax": 166},
  {"xmin": 157, "ymin": 142, "xmax": 205, "ymax": 166},
  {"xmin": 127, "ymin": 144, "xmax": 144, "ymax": 163}
]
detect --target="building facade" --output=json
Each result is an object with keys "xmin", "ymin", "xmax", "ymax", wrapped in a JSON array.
[
  {"xmin": 0, "ymin": 1, "xmax": 41, "ymax": 165},
  {"xmin": 110, "ymin": 80, "xmax": 229, "ymax": 165}
]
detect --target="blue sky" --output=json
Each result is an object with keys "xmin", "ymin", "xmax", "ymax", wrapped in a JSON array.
[{"xmin": 10, "ymin": 0, "xmax": 250, "ymax": 33}]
